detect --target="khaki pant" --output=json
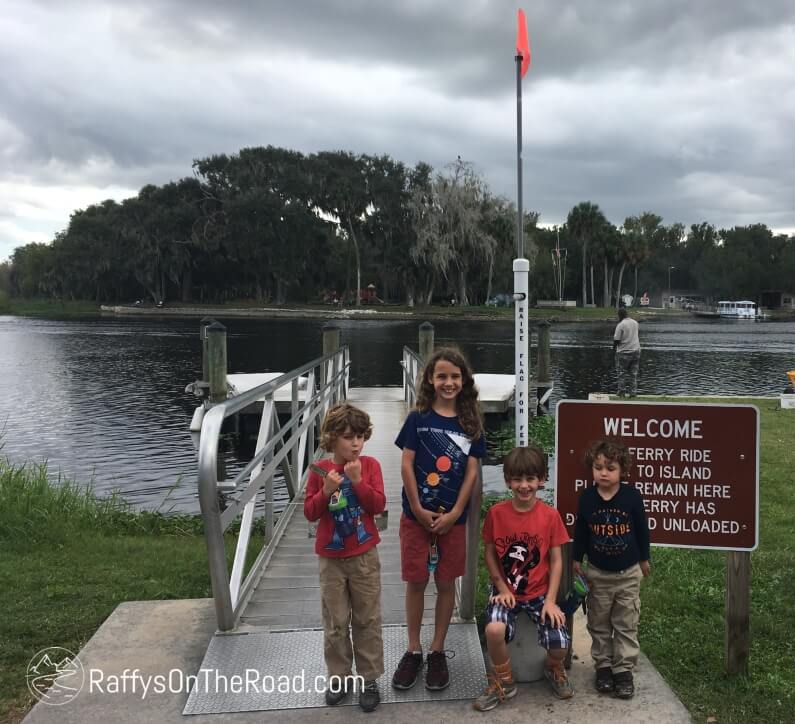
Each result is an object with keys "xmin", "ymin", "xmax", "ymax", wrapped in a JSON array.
[
  {"xmin": 318, "ymin": 547, "xmax": 384, "ymax": 680},
  {"xmin": 585, "ymin": 563, "xmax": 642, "ymax": 673}
]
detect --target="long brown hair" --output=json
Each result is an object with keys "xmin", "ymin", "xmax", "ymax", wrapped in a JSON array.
[{"xmin": 415, "ymin": 347, "xmax": 483, "ymax": 439}]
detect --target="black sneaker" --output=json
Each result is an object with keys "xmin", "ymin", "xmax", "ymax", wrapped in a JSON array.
[
  {"xmin": 425, "ymin": 650, "xmax": 451, "ymax": 691},
  {"xmin": 613, "ymin": 670, "xmax": 634, "ymax": 699},
  {"xmin": 392, "ymin": 651, "xmax": 423, "ymax": 690},
  {"xmin": 324, "ymin": 680, "xmax": 350, "ymax": 706},
  {"xmin": 595, "ymin": 667, "xmax": 614, "ymax": 693},
  {"xmin": 359, "ymin": 680, "xmax": 380, "ymax": 713}
]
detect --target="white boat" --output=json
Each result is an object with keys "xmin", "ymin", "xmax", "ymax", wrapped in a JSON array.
[{"xmin": 717, "ymin": 300, "xmax": 766, "ymax": 319}]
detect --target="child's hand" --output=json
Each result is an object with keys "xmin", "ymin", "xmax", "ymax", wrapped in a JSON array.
[
  {"xmin": 344, "ymin": 458, "xmax": 362, "ymax": 484},
  {"xmin": 322, "ymin": 470, "xmax": 343, "ymax": 497},
  {"xmin": 640, "ymin": 560, "xmax": 651, "ymax": 577},
  {"xmin": 489, "ymin": 590, "xmax": 516, "ymax": 609},
  {"xmin": 413, "ymin": 507, "xmax": 441, "ymax": 532},
  {"xmin": 430, "ymin": 511, "xmax": 455, "ymax": 536},
  {"xmin": 540, "ymin": 600, "xmax": 565, "ymax": 628},
  {"xmin": 573, "ymin": 560, "xmax": 583, "ymax": 577}
]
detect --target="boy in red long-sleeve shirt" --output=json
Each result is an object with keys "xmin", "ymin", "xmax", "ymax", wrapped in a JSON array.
[{"xmin": 304, "ymin": 403, "xmax": 386, "ymax": 712}]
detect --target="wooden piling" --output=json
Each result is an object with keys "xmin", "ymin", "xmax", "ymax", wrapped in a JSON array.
[
  {"xmin": 200, "ymin": 316, "xmax": 215, "ymax": 384},
  {"xmin": 419, "ymin": 321, "xmax": 434, "ymax": 362},
  {"xmin": 321, "ymin": 323, "xmax": 340, "ymax": 395},
  {"xmin": 536, "ymin": 320, "xmax": 552, "ymax": 384},
  {"xmin": 206, "ymin": 321, "xmax": 228, "ymax": 404}
]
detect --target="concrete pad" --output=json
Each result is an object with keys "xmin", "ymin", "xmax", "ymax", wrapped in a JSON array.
[{"xmin": 23, "ymin": 599, "xmax": 691, "ymax": 723}]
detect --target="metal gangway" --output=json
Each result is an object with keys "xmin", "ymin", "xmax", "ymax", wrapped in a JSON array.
[{"xmin": 184, "ymin": 342, "xmax": 485, "ymax": 715}]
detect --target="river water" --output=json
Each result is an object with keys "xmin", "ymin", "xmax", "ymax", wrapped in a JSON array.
[{"xmin": 1, "ymin": 314, "xmax": 792, "ymax": 512}]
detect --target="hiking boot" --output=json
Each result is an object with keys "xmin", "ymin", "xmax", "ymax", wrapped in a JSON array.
[
  {"xmin": 544, "ymin": 661, "xmax": 574, "ymax": 699},
  {"xmin": 324, "ymin": 680, "xmax": 349, "ymax": 706},
  {"xmin": 425, "ymin": 650, "xmax": 451, "ymax": 690},
  {"xmin": 392, "ymin": 651, "xmax": 423, "ymax": 690},
  {"xmin": 473, "ymin": 674, "xmax": 518, "ymax": 711},
  {"xmin": 613, "ymin": 670, "xmax": 634, "ymax": 699},
  {"xmin": 473, "ymin": 662, "xmax": 517, "ymax": 712},
  {"xmin": 595, "ymin": 667, "xmax": 614, "ymax": 693},
  {"xmin": 358, "ymin": 680, "xmax": 380, "ymax": 713}
]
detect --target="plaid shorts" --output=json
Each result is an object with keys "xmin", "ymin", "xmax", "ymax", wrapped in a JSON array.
[{"xmin": 485, "ymin": 589, "xmax": 571, "ymax": 650}]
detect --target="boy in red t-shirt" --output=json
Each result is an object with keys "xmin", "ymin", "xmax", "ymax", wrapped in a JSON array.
[
  {"xmin": 473, "ymin": 445, "xmax": 574, "ymax": 711},
  {"xmin": 304, "ymin": 403, "xmax": 386, "ymax": 712}
]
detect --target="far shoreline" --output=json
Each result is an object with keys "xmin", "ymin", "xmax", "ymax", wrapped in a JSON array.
[{"xmin": 4, "ymin": 298, "xmax": 793, "ymax": 323}]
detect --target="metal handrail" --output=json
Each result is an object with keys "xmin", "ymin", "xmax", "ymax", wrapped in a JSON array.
[
  {"xmin": 401, "ymin": 345, "xmax": 423, "ymax": 408},
  {"xmin": 198, "ymin": 346, "xmax": 350, "ymax": 631},
  {"xmin": 400, "ymin": 343, "xmax": 480, "ymax": 621}
]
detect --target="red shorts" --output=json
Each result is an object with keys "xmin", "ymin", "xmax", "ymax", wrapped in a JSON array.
[{"xmin": 399, "ymin": 514, "xmax": 467, "ymax": 583}]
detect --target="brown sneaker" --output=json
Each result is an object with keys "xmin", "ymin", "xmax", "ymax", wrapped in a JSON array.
[
  {"xmin": 392, "ymin": 651, "xmax": 423, "ymax": 690},
  {"xmin": 544, "ymin": 661, "xmax": 574, "ymax": 699},
  {"xmin": 425, "ymin": 650, "xmax": 452, "ymax": 691}
]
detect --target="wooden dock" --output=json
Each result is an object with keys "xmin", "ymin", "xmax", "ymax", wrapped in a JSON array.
[{"xmin": 239, "ymin": 387, "xmax": 442, "ymax": 630}]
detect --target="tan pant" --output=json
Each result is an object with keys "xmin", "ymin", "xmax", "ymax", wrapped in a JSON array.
[
  {"xmin": 585, "ymin": 563, "xmax": 642, "ymax": 673},
  {"xmin": 318, "ymin": 547, "xmax": 384, "ymax": 680}
]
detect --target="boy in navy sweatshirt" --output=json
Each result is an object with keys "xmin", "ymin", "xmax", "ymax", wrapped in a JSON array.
[{"xmin": 573, "ymin": 439, "xmax": 650, "ymax": 700}]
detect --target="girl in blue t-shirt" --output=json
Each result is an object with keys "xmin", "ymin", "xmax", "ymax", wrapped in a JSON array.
[{"xmin": 391, "ymin": 347, "xmax": 485, "ymax": 692}]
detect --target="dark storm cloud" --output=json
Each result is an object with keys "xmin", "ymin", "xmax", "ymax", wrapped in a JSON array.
[{"xmin": 1, "ymin": 0, "xmax": 794, "ymax": 260}]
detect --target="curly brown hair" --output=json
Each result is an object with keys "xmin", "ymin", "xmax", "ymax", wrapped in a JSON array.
[
  {"xmin": 584, "ymin": 438, "xmax": 632, "ymax": 475},
  {"xmin": 502, "ymin": 445, "xmax": 548, "ymax": 483},
  {"xmin": 320, "ymin": 403, "xmax": 373, "ymax": 452},
  {"xmin": 415, "ymin": 347, "xmax": 483, "ymax": 439}
]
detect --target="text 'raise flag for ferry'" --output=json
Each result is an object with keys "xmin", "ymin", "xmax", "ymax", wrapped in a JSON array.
[{"xmin": 516, "ymin": 9, "xmax": 531, "ymax": 78}]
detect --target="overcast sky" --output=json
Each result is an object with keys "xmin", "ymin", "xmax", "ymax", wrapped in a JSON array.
[{"xmin": 2, "ymin": 0, "xmax": 794, "ymax": 262}]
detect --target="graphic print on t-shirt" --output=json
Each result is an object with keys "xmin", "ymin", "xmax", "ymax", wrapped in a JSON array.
[
  {"xmin": 496, "ymin": 532, "xmax": 541, "ymax": 596},
  {"xmin": 588, "ymin": 506, "xmax": 633, "ymax": 557},
  {"xmin": 416, "ymin": 427, "xmax": 471, "ymax": 511},
  {"xmin": 325, "ymin": 478, "xmax": 372, "ymax": 551}
]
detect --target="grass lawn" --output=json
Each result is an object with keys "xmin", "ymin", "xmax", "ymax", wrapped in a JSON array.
[
  {"xmin": 0, "ymin": 461, "xmax": 262, "ymax": 723},
  {"xmin": 481, "ymin": 397, "xmax": 794, "ymax": 724},
  {"xmin": 0, "ymin": 298, "xmax": 101, "ymax": 317}
]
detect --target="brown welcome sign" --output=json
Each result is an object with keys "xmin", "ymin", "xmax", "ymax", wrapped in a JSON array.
[{"xmin": 555, "ymin": 400, "xmax": 759, "ymax": 551}]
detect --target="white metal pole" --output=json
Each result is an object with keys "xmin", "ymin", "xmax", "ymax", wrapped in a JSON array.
[{"xmin": 514, "ymin": 258, "xmax": 529, "ymax": 447}]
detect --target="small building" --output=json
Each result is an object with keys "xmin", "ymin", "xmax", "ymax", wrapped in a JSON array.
[
  {"xmin": 662, "ymin": 289, "xmax": 711, "ymax": 310},
  {"xmin": 760, "ymin": 290, "xmax": 795, "ymax": 310}
]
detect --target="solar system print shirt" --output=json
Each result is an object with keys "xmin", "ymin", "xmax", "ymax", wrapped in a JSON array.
[
  {"xmin": 572, "ymin": 484, "xmax": 651, "ymax": 572},
  {"xmin": 482, "ymin": 499, "xmax": 570, "ymax": 601},
  {"xmin": 395, "ymin": 409, "xmax": 486, "ymax": 525}
]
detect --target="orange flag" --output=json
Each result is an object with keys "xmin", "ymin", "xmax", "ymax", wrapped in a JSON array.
[{"xmin": 516, "ymin": 9, "xmax": 531, "ymax": 78}]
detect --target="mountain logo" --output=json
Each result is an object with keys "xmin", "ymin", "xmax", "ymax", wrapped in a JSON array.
[{"xmin": 26, "ymin": 647, "xmax": 85, "ymax": 706}]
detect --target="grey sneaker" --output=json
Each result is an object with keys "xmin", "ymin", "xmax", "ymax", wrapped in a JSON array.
[
  {"xmin": 473, "ymin": 674, "xmax": 518, "ymax": 711},
  {"xmin": 544, "ymin": 662, "xmax": 574, "ymax": 699},
  {"xmin": 358, "ymin": 680, "xmax": 380, "ymax": 712}
]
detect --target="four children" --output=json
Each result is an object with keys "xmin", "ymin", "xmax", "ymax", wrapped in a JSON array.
[{"xmin": 305, "ymin": 349, "xmax": 650, "ymax": 712}]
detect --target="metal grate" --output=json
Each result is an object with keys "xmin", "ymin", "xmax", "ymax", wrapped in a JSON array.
[{"xmin": 183, "ymin": 623, "xmax": 486, "ymax": 714}]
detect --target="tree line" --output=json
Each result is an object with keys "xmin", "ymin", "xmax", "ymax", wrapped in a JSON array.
[{"xmin": 3, "ymin": 145, "xmax": 794, "ymax": 306}]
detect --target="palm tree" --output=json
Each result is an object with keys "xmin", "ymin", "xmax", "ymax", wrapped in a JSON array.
[{"xmin": 567, "ymin": 202, "xmax": 607, "ymax": 306}]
